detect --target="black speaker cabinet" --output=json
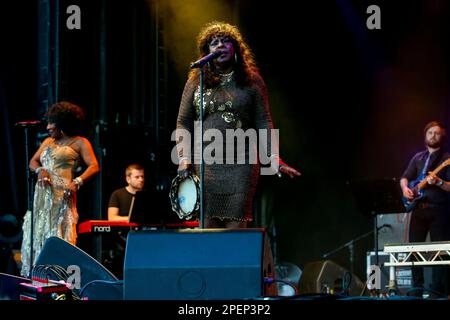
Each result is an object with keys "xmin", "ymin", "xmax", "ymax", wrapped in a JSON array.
[{"xmin": 124, "ymin": 228, "xmax": 275, "ymax": 300}]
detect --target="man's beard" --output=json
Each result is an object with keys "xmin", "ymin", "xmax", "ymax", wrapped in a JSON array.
[{"xmin": 426, "ymin": 139, "xmax": 442, "ymax": 148}]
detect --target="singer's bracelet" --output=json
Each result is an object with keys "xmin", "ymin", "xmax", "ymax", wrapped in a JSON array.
[{"xmin": 73, "ymin": 177, "xmax": 84, "ymax": 189}]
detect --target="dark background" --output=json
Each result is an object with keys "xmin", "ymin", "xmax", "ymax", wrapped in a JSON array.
[{"xmin": 1, "ymin": 0, "xmax": 450, "ymax": 281}]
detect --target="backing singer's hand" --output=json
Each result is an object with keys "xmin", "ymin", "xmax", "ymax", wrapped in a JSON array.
[
  {"xmin": 279, "ymin": 160, "xmax": 301, "ymax": 178},
  {"xmin": 38, "ymin": 169, "xmax": 52, "ymax": 187},
  {"xmin": 66, "ymin": 181, "xmax": 79, "ymax": 193},
  {"xmin": 178, "ymin": 160, "xmax": 193, "ymax": 179}
]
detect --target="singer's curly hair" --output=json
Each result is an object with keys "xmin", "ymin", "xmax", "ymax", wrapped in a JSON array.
[
  {"xmin": 188, "ymin": 21, "xmax": 259, "ymax": 87},
  {"xmin": 46, "ymin": 101, "xmax": 86, "ymax": 136}
]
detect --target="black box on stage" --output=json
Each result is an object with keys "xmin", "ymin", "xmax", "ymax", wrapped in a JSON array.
[
  {"xmin": 19, "ymin": 281, "xmax": 72, "ymax": 301},
  {"xmin": 365, "ymin": 251, "xmax": 431, "ymax": 294},
  {"xmin": 124, "ymin": 228, "xmax": 273, "ymax": 300}
]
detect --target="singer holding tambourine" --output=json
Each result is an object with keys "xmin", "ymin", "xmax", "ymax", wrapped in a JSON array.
[{"xmin": 174, "ymin": 21, "xmax": 300, "ymax": 229}]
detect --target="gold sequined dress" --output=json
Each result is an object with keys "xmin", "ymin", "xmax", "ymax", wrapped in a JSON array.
[
  {"xmin": 21, "ymin": 141, "xmax": 80, "ymax": 276},
  {"xmin": 176, "ymin": 71, "xmax": 274, "ymax": 221}
]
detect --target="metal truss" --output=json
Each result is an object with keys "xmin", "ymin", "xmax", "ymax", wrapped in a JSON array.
[
  {"xmin": 383, "ymin": 241, "xmax": 450, "ymax": 290},
  {"xmin": 384, "ymin": 242, "xmax": 450, "ymax": 267}
]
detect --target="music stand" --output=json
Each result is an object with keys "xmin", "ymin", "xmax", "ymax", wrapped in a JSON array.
[
  {"xmin": 348, "ymin": 178, "xmax": 405, "ymax": 266},
  {"xmin": 128, "ymin": 190, "xmax": 163, "ymax": 225}
]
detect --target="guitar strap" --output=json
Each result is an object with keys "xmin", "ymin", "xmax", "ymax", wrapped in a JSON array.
[{"xmin": 420, "ymin": 152, "xmax": 432, "ymax": 177}]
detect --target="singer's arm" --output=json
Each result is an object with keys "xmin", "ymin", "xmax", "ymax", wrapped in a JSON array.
[
  {"xmin": 29, "ymin": 138, "xmax": 53, "ymax": 186},
  {"xmin": 252, "ymin": 73, "xmax": 300, "ymax": 178},
  {"xmin": 61, "ymin": 137, "xmax": 99, "ymax": 193},
  {"xmin": 29, "ymin": 137, "xmax": 52, "ymax": 172},
  {"xmin": 176, "ymin": 77, "xmax": 196, "ymax": 173},
  {"xmin": 75, "ymin": 137, "xmax": 100, "ymax": 182}
]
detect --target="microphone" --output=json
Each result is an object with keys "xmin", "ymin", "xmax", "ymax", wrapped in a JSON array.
[
  {"xmin": 190, "ymin": 50, "xmax": 225, "ymax": 69},
  {"xmin": 37, "ymin": 132, "xmax": 50, "ymax": 139},
  {"xmin": 15, "ymin": 120, "xmax": 42, "ymax": 127}
]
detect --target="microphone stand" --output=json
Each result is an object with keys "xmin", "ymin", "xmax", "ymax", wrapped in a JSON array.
[
  {"xmin": 322, "ymin": 229, "xmax": 374, "ymax": 275},
  {"xmin": 199, "ymin": 67, "xmax": 204, "ymax": 229},
  {"xmin": 25, "ymin": 126, "xmax": 34, "ymax": 276},
  {"xmin": 16, "ymin": 122, "xmax": 36, "ymax": 277},
  {"xmin": 190, "ymin": 53, "xmax": 222, "ymax": 229},
  {"xmin": 322, "ymin": 224, "xmax": 391, "ymax": 274}
]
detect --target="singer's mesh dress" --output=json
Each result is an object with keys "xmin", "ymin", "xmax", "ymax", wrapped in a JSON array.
[
  {"xmin": 21, "ymin": 140, "xmax": 79, "ymax": 276},
  {"xmin": 176, "ymin": 71, "xmax": 274, "ymax": 221}
]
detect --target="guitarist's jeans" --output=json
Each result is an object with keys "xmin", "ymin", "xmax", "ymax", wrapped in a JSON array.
[{"xmin": 409, "ymin": 205, "xmax": 450, "ymax": 296}]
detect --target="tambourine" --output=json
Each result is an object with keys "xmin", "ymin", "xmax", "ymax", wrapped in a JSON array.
[{"xmin": 169, "ymin": 172, "xmax": 200, "ymax": 220}]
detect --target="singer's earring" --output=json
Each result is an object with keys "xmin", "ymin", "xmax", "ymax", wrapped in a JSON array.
[
  {"xmin": 206, "ymin": 61, "xmax": 211, "ymax": 69},
  {"xmin": 234, "ymin": 53, "xmax": 238, "ymax": 64}
]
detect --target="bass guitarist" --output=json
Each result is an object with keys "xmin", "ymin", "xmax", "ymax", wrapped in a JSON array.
[{"xmin": 400, "ymin": 121, "xmax": 450, "ymax": 298}]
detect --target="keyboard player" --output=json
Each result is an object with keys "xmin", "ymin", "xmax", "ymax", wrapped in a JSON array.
[
  {"xmin": 108, "ymin": 164, "xmax": 145, "ymax": 222},
  {"xmin": 105, "ymin": 163, "xmax": 145, "ymax": 277}
]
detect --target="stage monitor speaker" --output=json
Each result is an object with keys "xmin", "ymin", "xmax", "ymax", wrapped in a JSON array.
[
  {"xmin": 124, "ymin": 228, "xmax": 275, "ymax": 300},
  {"xmin": 35, "ymin": 237, "xmax": 122, "ymax": 300},
  {"xmin": 298, "ymin": 260, "xmax": 365, "ymax": 296}
]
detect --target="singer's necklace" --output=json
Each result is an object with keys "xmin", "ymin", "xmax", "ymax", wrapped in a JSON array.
[
  {"xmin": 219, "ymin": 71, "xmax": 234, "ymax": 85},
  {"xmin": 219, "ymin": 71, "xmax": 234, "ymax": 77}
]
